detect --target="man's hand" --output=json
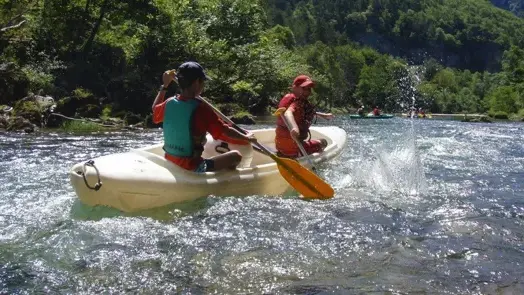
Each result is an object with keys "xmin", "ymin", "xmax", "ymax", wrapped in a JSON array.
[
  {"xmin": 317, "ymin": 112, "xmax": 334, "ymax": 120},
  {"xmin": 323, "ymin": 113, "xmax": 334, "ymax": 120},
  {"xmin": 290, "ymin": 128, "xmax": 300, "ymax": 139},
  {"xmin": 162, "ymin": 70, "xmax": 176, "ymax": 87}
]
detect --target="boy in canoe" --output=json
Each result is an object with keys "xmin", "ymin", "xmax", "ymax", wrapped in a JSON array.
[
  {"xmin": 275, "ymin": 75, "xmax": 334, "ymax": 158},
  {"xmin": 152, "ymin": 61, "xmax": 256, "ymax": 172}
]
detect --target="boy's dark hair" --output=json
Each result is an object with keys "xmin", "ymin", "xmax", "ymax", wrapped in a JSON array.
[
  {"xmin": 177, "ymin": 77, "xmax": 200, "ymax": 89},
  {"xmin": 176, "ymin": 61, "xmax": 210, "ymax": 89}
]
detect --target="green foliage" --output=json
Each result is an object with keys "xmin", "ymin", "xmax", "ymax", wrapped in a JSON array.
[
  {"xmin": 2, "ymin": 0, "xmax": 524, "ymax": 120},
  {"xmin": 489, "ymin": 111, "xmax": 509, "ymax": 119},
  {"xmin": 61, "ymin": 120, "xmax": 103, "ymax": 132},
  {"xmin": 101, "ymin": 104, "xmax": 112, "ymax": 120},
  {"xmin": 486, "ymin": 86, "xmax": 519, "ymax": 113},
  {"xmin": 72, "ymin": 88, "xmax": 94, "ymax": 100},
  {"xmin": 21, "ymin": 66, "xmax": 54, "ymax": 94},
  {"xmin": 261, "ymin": 25, "xmax": 296, "ymax": 49}
]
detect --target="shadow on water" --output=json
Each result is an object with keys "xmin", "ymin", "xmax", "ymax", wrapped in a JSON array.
[
  {"xmin": 69, "ymin": 197, "xmax": 211, "ymax": 222},
  {"xmin": 69, "ymin": 188, "xmax": 302, "ymax": 222}
]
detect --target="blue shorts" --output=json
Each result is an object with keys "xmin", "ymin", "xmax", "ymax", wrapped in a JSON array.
[{"xmin": 194, "ymin": 159, "xmax": 214, "ymax": 173}]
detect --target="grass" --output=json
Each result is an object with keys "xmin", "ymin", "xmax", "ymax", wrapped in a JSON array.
[{"xmin": 61, "ymin": 120, "xmax": 104, "ymax": 132}]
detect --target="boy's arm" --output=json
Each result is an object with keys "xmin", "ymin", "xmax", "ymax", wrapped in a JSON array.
[
  {"xmin": 152, "ymin": 70, "xmax": 176, "ymax": 111},
  {"xmin": 221, "ymin": 125, "xmax": 256, "ymax": 143},
  {"xmin": 202, "ymin": 106, "xmax": 256, "ymax": 144}
]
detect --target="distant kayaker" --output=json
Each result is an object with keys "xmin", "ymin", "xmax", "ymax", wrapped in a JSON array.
[
  {"xmin": 152, "ymin": 61, "xmax": 256, "ymax": 172},
  {"xmin": 372, "ymin": 106, "xmax": 381, "ymax": 116},
  {"xmin": 275, "ymin": 75, "xmax": 334, "ymax": 158},
  {"xmin": 418, "ymin": 108, "xmax": 426, "ymax": 118},
  {"xmin": 357, "ymin": 105, "xmax": 365, "ymax": 116}
]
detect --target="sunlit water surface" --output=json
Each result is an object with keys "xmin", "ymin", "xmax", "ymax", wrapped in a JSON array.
[{"xmin": 1, "ymin": 117, "xmax": 523, "ymax": 294}]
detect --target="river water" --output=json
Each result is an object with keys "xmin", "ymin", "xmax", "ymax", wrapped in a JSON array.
[{"xmin": 1, "ymin": 117, "xmax": 523, "ymax": 294}]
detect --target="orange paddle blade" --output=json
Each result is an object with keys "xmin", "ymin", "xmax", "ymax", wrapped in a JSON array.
[
  {"xmin": 273, "ymin": 155, "xmax": 334, "ymax": 199},
  {"xmin": 273, "ymin": 107, "xmax": 286, "ymax": 117}
]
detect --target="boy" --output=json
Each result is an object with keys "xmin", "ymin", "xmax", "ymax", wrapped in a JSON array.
[{"xmin": 152, "ymin": 61, "xmax": 256, "ymax": 172}]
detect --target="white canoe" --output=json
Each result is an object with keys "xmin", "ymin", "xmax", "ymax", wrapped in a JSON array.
[{"xmin": 69, "ymin": 126, "xmax": 347, "ymax": 212}]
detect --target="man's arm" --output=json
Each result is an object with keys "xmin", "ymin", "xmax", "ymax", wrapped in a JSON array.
[{"xmin": 315, "ymin": 112, "xmax": 334, "ymax": 120}]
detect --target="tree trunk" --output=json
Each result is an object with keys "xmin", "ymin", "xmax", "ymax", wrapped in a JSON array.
[{"xmin": 82, "ymin": 0, "xmax": 109, "ymax": 58}]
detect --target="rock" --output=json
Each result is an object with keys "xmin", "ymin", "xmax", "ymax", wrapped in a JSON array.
[
  {"xmin": 124, "ymin": 112, "xmax": 142, "ymax": 125},
  {"xmin": 34, "ymin": 95, "xmax": 55, "ymax": 108},
  {"xmin": 101, "ymin": 117, "xmax": 124, "ymax": 126},
  {"xmin": 6, "ymin": 116, "xmax": 37, "ymax": 133},
  {"xmin": 217, "ymin": 103, "xmax": 243, "ymax": 116},
  {"xmin": 13, "ymin": 100, "xmax": 42, "ymax": 126},
  {"xmin": 144, "ymin": 114, "xmax": 161, "ymax": 128},
  {"xmin": 0, "ymin": 62, "xmax": 30, "ymax": 105},
  {"xmin": 0, "ymin": 114, "xmax": 8, "ymax": 129},
  {"xmin": 230, "ymin": 114, "xmax": 256, "ymax": 125},
  {"xmin": 1, "ymin": 105, "xmax": 13, "ymax": 114}
]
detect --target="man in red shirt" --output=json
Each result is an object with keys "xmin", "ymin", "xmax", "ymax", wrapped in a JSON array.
[
  {"xmin": 275, "ymin": 75, "xmax": 334, "ymax": 157},
  {"xmin": 152, "ymin": 62, "xmax": 256, "ymax": 172},
  {"xmin": 372, "ymin": 106, "xmax": 381, "ymax": 116}
]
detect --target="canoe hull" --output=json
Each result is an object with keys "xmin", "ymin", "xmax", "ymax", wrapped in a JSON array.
[{"xmin": 69, "ymin": 126, "xmax": 347, "ymax": 212}]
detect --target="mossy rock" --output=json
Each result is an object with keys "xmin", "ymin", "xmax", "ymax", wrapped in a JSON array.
[
  {"xmin": 216, "ymin": 103, "xmax": 243, "ymax": 116},
  {"xmin": 230, "ymin": 112, "xmax": 256, "ymax": 125},
  {"xmin": 13, "ymin": 100, "xmax": 42, "ymax": 126},
  {"xmin": 6, "ymin": 116, "xmax": 37, "ymax": 133},
  {"xmin": 0, "ymin": 115, "xmax": 8, "ymax": 129},
  {"xmin": 55, "ymin": 88, "xmax": 99, "ymax": 117}
]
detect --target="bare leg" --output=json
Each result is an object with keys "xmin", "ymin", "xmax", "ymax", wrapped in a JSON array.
[{"xmin": 207, "ymin": 150, "xmax": 242, "ymax": 171}]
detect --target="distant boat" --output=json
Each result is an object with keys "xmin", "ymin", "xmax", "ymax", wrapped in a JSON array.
[{"xmin": 349, "ymin": 114, "xmax": 394, "ymax": 119}]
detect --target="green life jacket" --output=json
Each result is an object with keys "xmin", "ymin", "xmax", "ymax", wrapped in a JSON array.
[{"xmin": 163, "ymin": 97, "xmax": 204, "ymax": 158}]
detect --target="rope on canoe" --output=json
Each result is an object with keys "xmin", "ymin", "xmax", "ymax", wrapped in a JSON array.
[{"xmin": 77, "ymin": 160, "xmax": 103, "ymax": 191}]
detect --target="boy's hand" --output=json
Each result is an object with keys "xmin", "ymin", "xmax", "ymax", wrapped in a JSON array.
[
  {"xmin": 162, "ymin": 70, "xmax": 176, "ymax": 87},
  {"xmin": 245, "ymin": 131, "xmax": 258, "ymax": 143}
]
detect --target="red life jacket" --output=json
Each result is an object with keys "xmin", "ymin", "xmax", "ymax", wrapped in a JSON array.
[{"xmin": 276, "ymin": 93, "xmax": 316, "ymax": 140}]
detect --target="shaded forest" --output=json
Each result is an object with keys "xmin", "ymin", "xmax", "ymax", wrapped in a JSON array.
[{"xmin": 1, "ymin": 0, "xmax": 523, "ymax": 127}]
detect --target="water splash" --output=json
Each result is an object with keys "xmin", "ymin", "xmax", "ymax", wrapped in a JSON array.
[
  {"xmin": 353, "ymin": 129, "xmax": 427, "ymax": 196},
  {"xmin": 351, "ymin": 64, "xmax": 428, "ymax": 196}
]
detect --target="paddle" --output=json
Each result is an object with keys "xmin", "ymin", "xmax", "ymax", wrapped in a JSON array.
[
  {"xmin": 273, "ymin": 107, "xmax": 316, "ymax": 171},
  {"xmin": 195, "ymin": 96, "xmax": 334, "ymax": 200}
]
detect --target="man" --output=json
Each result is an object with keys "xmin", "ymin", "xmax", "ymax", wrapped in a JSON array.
[
  {"xmin": 275, "ymin": 75, "xmax": 334, "ymax": 158},
  {"xmin": 152, "ymin": 61, "xmax": 256, "ymax": 172},
  {"xmin": 372, "ymin": 106, "xmax": 381, "ymax": 116}
]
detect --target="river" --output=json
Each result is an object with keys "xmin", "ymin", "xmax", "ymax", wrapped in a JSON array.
[{"xmin": 1, "ymin": 117, "xmax": 523, "ymax": 294}]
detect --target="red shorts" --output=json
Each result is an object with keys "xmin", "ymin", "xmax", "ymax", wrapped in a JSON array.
[{"xmin": 275, "ymin": 138, "xmax": 324, "ymax": 158}]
